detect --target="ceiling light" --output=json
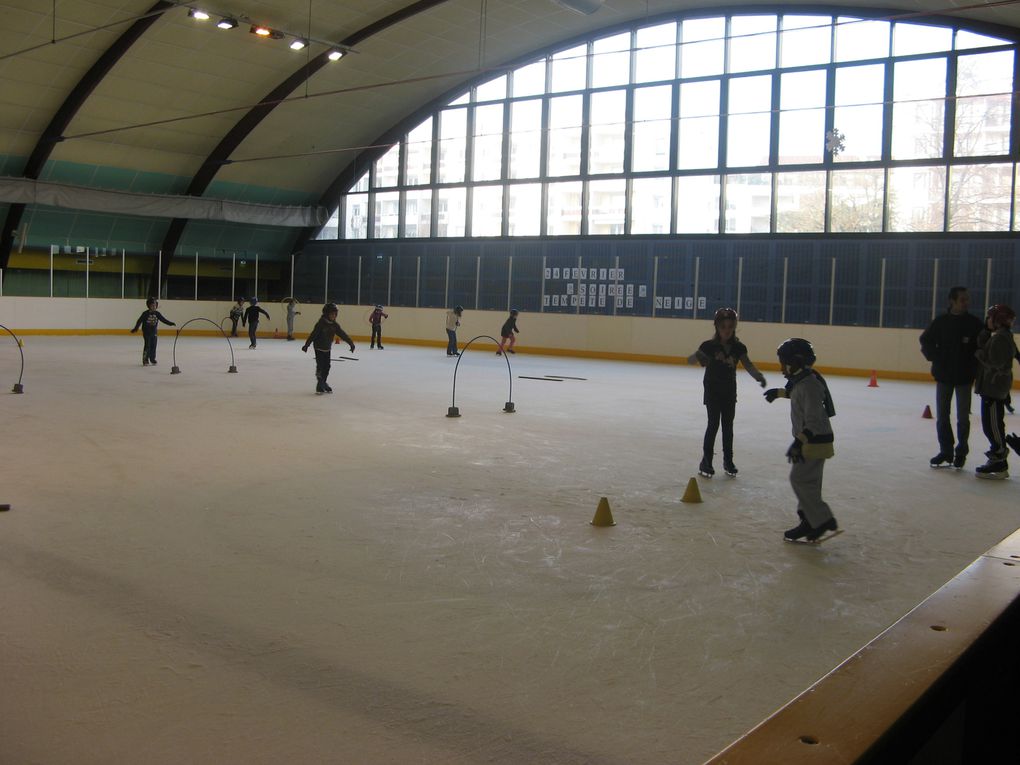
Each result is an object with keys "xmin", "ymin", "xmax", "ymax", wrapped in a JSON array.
[
  {"xmin": 188, "ymin": 9, "xmax": 211, "ymax": 21},
  {"xmin": 216, "ymin": 17, "xmax": 238, "ymax": 29},
  {"xmin": 290, "ymin": 38, "xmax": 308, "ymax": 51},
  {"xmin": 327, "ymin": 48, "xmax": 344, "ymax": 61},
  {"xmin": 252, "ymin": 25, "xmax": 272, "ymax": 37}
]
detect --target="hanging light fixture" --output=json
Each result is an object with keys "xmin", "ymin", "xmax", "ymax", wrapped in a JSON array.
[
  {"xmin": 188, "ymin": 9, "xmax": 211, "ymax": 21},
  {"xmin": 327, "ymin": 48, "xmax": 344, "ymax": 61},
  {"xmin": 216, "ymin": 17, "xmax": 238, "ymax": 30},
  {"xmin": 289, "ymin": 38, "xmax": 308, "ymax": 51}
]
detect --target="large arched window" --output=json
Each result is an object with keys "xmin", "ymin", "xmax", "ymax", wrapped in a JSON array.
[{"xmin": 319, "ymin": 11, "xmax": 1017, "ymax": 240}]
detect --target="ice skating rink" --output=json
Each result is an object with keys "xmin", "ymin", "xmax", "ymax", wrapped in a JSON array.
[{"xmin": 2, "ymin": 335, "xmax": 1017, "ymax": 764}]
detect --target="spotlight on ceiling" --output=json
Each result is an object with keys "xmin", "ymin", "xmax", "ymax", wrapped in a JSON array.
[
  {"xmin": 551, "ymin": 0, "xmax": 604, "ymax": 14},
  {"xmin": 327, "ymin": 48, "xmax": 345, "ymax": 61},
  {"xmin": 216, "ymin": 17, "xmax": 238, "ymax": 30},
  {"xmin": 251, "ymin": 24, "xmax": 273, "ymax": 37},
  {"xmin": 289, "ymin": 38, "xmax": 308, "ymax": 51},
  {"xmin": 188, "ymin": 9, "xmax": 211, "ymax": 21}
]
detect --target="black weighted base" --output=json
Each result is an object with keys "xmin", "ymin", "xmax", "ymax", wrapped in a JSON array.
[
  {"xmin": 11, "ymin": 383, "xmax": 24, "ymax": 393},
  {"xmin": 503, "ymin": 401, "xmax": 515, "ymax": 413},
  {"xmin": 446, "ymin": 406, "xmax": 461, "ymax": 418},
  {"xmin": 170, "ymin": 366, "xmax": 182, "ymax": 375}
]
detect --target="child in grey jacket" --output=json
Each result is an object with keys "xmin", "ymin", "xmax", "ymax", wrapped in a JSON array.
[
  {"xmin": 764, "ymin": 338, "xmax": 838, "ymax": 543},
  {"xmin": 973, "ymin": 304, "xmax": 1017, "ymax": 479}
]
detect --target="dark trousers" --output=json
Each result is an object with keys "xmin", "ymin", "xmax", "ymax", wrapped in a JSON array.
[
  {"xmin": 703, "ymin": 396, "xmax": 736, "ymax": 460},
  {"xmin": 230, "ymin": 317, "xmax": 239, "ymax": 336},
  {"xmin": 446, "ymin": 329, "xmax": 458, "ymax": 355},
  {"xmin": 248, "ymin": 321, "xmax": 258, "ymax": 347},
  {"xmin": 371, "ymin": 324, "xmax": 382, "ymax": 347},
  {"xmin": 935, "ymin": 381, "xmax": 973, "ymax": 457},
  {"xmin": 143, "ymin": 333, "xmax": 158, "ymax": 362},
  {"xmin": 980, "ymin": 396, "xmax": 1008, "ymax": 461},
  {"xmin": 315, "ymin": 349, "xmax": 331, "ymax": 384}
]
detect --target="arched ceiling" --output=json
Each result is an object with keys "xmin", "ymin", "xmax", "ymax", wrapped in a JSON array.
[{"xmin": 2, "ymin": 0, "xmax": 1020, "ymax": 263}]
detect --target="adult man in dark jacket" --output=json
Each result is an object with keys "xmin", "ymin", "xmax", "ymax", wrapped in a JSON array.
[{"xmin": 919, "ymin": 286, "xmax": 985, "ymax": 469}]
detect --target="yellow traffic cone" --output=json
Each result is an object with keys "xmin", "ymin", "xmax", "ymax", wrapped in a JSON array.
[
  {"xmin": 590, "ymin": 496, "xmax": 616, "ymax": 527},
  {"xmin": 681, "ymin": 477, "xmax": 703, "ymax": 503}
]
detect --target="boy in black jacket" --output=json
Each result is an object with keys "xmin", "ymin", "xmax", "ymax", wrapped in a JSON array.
[
  {"xmin": 919, "ymin": 286, "xmax": 984, "ymax": 469},
  {"xmin": 130, "ymin": 297, "xmax": 176, "ymax": 366},
  {"xmin": 242, "ymin": 298, "xmax": 270, "ymax": 349},
  {"xmin": 496, "ymin": 309, "xmax": 519, "ymax": 355},
  {"xmin": 302, "ymin": 303, "xmax": 355, "ymax": 395}
]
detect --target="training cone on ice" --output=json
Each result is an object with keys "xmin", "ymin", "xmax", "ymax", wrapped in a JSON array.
[
  {"xmin": 590, "ymin": 497, "xmax": 616, "ymax": 527},
  {"xmin": 681, "ymin": 477, "xmax": 703, "ymax": 503},
  {"xmin": 922, "ymin": 405, "xmax": 933, "ymax": 419},
  {"xmin": 867, "ymin": 370, "xmax": 879, "ymax": 387},
  {"xmin": 274, "ymin": 328, "xmax": 279, "ymax": 339}
]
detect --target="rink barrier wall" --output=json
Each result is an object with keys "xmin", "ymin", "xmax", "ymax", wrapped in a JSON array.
[
  {"xmin": 704, "ymin": 528, "xmax": 1020, "ymax": 765},
  {"xmin": 1, "ymin": 297, "xmax": 1017, "ymax": 386}
]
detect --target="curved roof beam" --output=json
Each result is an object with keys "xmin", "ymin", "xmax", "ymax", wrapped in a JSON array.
[
  {"xmin": 153, "ymin": 0, "xmax": 452, "ymax": 289},
  {"xmin": 0, "ymin": 1, "xmax": 175, "ymax": 271}
]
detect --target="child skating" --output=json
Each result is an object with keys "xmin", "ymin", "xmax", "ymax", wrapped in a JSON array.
[
  {"xmin": 302, "ymin": 303, "xmax": 355, "ymax": 395},
  {"xmin": 687, "ymin": 308, "xmax": 766, "ymax": 477},
  {"xmin": 130, "ymin": 297, "xmax": 176, "ymax": 366},
  {"xmin": 496, "ymin": 309, "xmax": 519, "ymax": 355},
  {"xmin": 229, "ymin": 298, "xmax": 244, "ymax": 337},
  {"xmin": 369, "ymin": 304, "xmax": 388, "ymax": 349},
  {"xmin": 764, "ymin": 338, "xmax": 839, "ymax": 543},
  {"xmin": 242, "ymin": 298, "xmax": 270, "ymax": 349},
  {"xmin": 973, "ymin": 304, "xmax": 1017, "ymax": 479},
  {"xmin": 446, "ymin": 306, "xmax": 463, "ymax": 356},
  {"xmin": 285, "ymin": 299, "xmax": 301, "ymax": 341}
]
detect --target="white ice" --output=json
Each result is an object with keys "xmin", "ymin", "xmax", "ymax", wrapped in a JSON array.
[{"xmin": 1, "ymin": 336, "xmax": 1017, "ymax": 764}]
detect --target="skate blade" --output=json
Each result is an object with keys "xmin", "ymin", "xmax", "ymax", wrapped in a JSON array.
[
  {"xmin": 785, "ymin": 529, "xmax": 844, "ymax": 545},
  {"xmin": 698, "ymin": 471, "xmax": 714, "ymax": 479},
  {"xmin": 976, "ymin": 472, "xmax": 1009, "ymax": 480}
]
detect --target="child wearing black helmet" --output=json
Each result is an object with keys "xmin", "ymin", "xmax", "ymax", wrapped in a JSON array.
[
  {"xmin": 369, "ymin": 304, "xmax": 389, "ymax": 349},
  {"xmin": 130, "ymin": 297, "xmax": 176, "ymax": 366},
  {"xmin": 242, "ymin": 298, "xmax": 270, "ymax": 349},
  {"xmin": 497, "ymin": 309, "xmax": 520, "ymax": 355},
  {"xmin": 973, "ymin": 303, "xmax": 1017, "ymax": 479},
  {"xmin": 687, "ymin": 308, "xmax": 766, "ymax": 477},
  {"xmin": 302, "ymin": 303, "xmax": 355, "ymax": 395},
  {"xmin": 764, "ymin": 338, "xmax": 839, "ymax": 543}
]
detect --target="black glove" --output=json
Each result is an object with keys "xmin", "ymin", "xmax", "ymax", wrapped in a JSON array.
[
  {"xmin": 764, "ymin": 388, "xmax": 784, "ymax": 403},
  {"xmin": 786, "ymin": 440, "xmax": 804, "ymax": 464}
]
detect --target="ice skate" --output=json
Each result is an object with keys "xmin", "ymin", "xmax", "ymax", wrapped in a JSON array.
[
  {"xmin": 929, "ymin": 452, "xmax": 953, "ymax": 468},
  {"xmin": 1006, "ymin": 433, "xmax": 1020, "ymax": 457},
  {"xmin": 150, "ymin": 360, "xmax": 157, "ymax": 366},
  {"xmin": 783, "ymin": 511, "xmax": 810, "ymax": 541},
  {"xmin": 378, "ymin": 344, "xmax": 384, "ymax": 349},
  {"xmin": 315, "ymin": 382, "xmax": 324, "ymax": 395},
  {"xmin": 323, "ymin": 383, "xmax": 334, "ymax": 394},
  {"xmin": 507, "ymin": 349, "xmax": 515, "ymax": 354},
  {"xmin": 698, "ymin": 456, "xmax": 714, "ymax": 478},
  {"xmin": 953, "ymin": 453, "xmax": 967, "ymax": 470},
  {"xmin": 805, "ymin": 517, "xmax": 840, "ymax": 543},
  {"xmin": 723, "ymin": 459, "xmax": 738, "ymax": 477},
  {"xmin": 975, "ymin": 459, "xmax": 1009, "ymax": 480},
  {"xmin": 142, "ymin": 358, "xmax": 149, "ymax": 366}
]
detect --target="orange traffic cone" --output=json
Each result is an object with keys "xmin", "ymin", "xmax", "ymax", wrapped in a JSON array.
[
  {"xmin": 922, "ymin": 405, "xmax": 933, "ymax": 419},
  {"xmin": 591, "ymin": 497, "xmax": 616, "ymax": 527},
  {"xmin": 867, "ymin": 370, "xmax": 878, "ymax": 387}
]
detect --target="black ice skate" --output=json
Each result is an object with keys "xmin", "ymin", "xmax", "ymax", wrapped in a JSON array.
[
  {"xmin": 143, "ymin": 358, "xmax": 150, "ymax": 366},
  {"xmin": 784, "ymin": 512, "xmax": 811, "ymax": 541},
  {"xmin": 723, "ymin": 459, "xmax": 738, "ymax": 477},
  {"xmin": 975, "ymin": 459, "xmax": 1009, "ymax": 480},
  {"xmin": 698, "ymin": 456, "xmax": 715, "ymax": 478},
  {"xmin": 929, "ymin": 453, "xmax": 953, "ymax": 468},
  {"xmin": 377, "ymin": 345, "xmax": 384, "ymax": 349},
  {"xmin": 1006, "ymin": 433, "xmax": 1020, "ymax": 457},
  {"xmin": 953, "ymin": 453, "xmax": 967, "ymax": 470},
  {"xmin": 805, "ymin": 517, "xmax": 840, "ymax": 543},
  {"xmin": 323, "ymin": 383, "xmax": 334, "ymax": 394},
  {"xmin": 315, "ymin": 382, "xmax": 325, "ymax": 395}
]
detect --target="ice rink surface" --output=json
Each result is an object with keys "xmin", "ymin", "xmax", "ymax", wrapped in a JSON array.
[{"xmin": 2, "ymin": 334, "xmax": 1017, "ymax": 764}]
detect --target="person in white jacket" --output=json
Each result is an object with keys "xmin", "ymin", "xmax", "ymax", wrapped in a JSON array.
[{"xmin": 445, "ymin": 306, "xmax": 463, "ymax": 357}]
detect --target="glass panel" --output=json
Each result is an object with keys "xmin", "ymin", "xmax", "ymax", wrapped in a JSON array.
[
  {"xmin": 893, "ymin": 23, "xmax": 952, "ymax": 57},
  {"xmin": 404, "ymin": 118, "xmax": 433, "ymax": 186},
  {"xmin": 592, "ymin": 32, "xmax": 631, "ymax": 88},
  {"xmin": 317, "ymin": 209, "xmax": 339, "ymax": 240},
  {"xmin": 587, "ymin": 179, "xmax": 626, "ymax": 235},
  {"xmin": 512, "ymin": 61, "xmax": 546, "ymax": 97},
  {"xmin": 632, "ymin": 85, "xmax": 672, "ymax": 172},
  {"xmin": 948, "ymin": 163, "xmax": 1012, "ymax": 231},
  {"xmin": 681, "ymin": 17, "xmax": 724, "ymax": 78},
  {"xmin": 509, "ymin": 99, "xmax": 542, "ymax": 179},
  {"xmin": 727, "ymin": 75, "xmax": 771, "ymax": 168},
  {"xmin": 438, "ymin": 108, "xmax": 467, "ymax": 183},
  {"xmin": 546, "ymin": 181, "xmax": 582, "ymax": 235},
  {"xmin": 450, "ymin": 92, "xmax": 470, "ymax": 106},
  {"xmin": 508, "ymin": 183, "xmax": 541, "ymax": 236},
  {"xmin": 955, "ymin": 51, "xmax": 1013, "ymax": 157},
  {"xmin": 635, "ymin": 22, "xmax": 676, "ymax": 83},
  {"xmin": 475, "ymin": 74, "xmax": 507, "ymax": 102},
  {"xmin": 779, "ymin": 70, "xmax": 826, "ymax": 164},
  {"xmin": 372, "ymin": 191, "xmax": 400, "ymax": 238},
  {"xmin": 471, "ymin": 185, "xmax": 503, "ymax": 236},
  {"xmin": 351, "ymin": 171, "xmax": 369, "ymax": 193},
  {"xmin": 631, "ymin": 177, "xmax": 672, "ymax": 234},
  {"xmin": 345, "ymin": 194, "xmax": 368, "ymax": 239},
  {"xmin": 676, "ymin": 175, "xmax": 720, "ymax": 233},
  {"xmin": 678, "ymin": 80, "xmax": 720, "ymax": 169},
  {"xmin": 892, "ymin": 58, "xmax": 946, "ymax": 160},
  {"xmin": 835, "ymin": 18, "xmax": 890, "ymax": 62},
  {"xmin": 956, "ymin": 30, "xmax": 1011, "ymax": 51},
  {"xmin": 403, "ymin": 190, "xmax": 432, "ymax": 237},
  {"xmin": 729, "ymin": 15, "xmax": 776, "ymax": 74},
  {"xmin": 830, "ymin": 169, "xmax": 885, "ymax": 232},
  {"xmin": 551, "ymin": 44, "xmax": 587, "ymax": 92},
  {"xmin": 775, "ymin": 171, "xmax": 826, "ymax": 232},
  {"xmin": 372, "ymin": 139, "xmax": 404, "ymax": 186},
  {"xmin": 724, "ymin": 173, "xmax": 771, "ymax": 233},
  {"xmin": 435, "ymin": 187, "xmax": 466, "ymax": 236},
  {"xmin": 834, "ymin": 64, "xmax": 884, "ymax": 162},
  {"xmin": 472, "ymin": 103, "xmax": 504, "ymax": 181},
  {"xmin": 547, "ymin": 94, "xmax": 582, "ymax": 176},
  {"xmin": 888, "ymin": 166, "xmax": 945, "ymax": 232},
  {"xmin": 589, "ymin": 90, "xmax": 626, "ymax": 174},
  {"xmin": 780, "ymin": 15, "xmax": 831, "ymax": 68}
]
